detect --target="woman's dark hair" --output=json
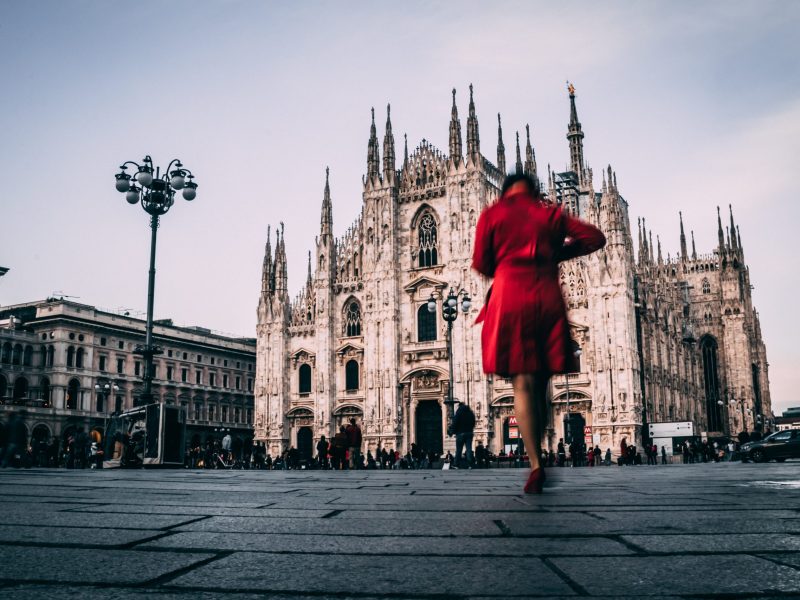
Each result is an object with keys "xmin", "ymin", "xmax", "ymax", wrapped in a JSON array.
[{"xmin": 500, "ymin": 172, "xmax": 541, "ymax": 198}]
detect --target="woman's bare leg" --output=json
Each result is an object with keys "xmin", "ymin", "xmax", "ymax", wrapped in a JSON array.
[{"xmin": 512, "ymin": 374, "xmax": 549, "ymax": 471}]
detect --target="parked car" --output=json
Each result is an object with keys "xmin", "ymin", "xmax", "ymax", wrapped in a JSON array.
[{"xmin": 741, "ymin": 429, "xmax": 800, "ymax": 463}]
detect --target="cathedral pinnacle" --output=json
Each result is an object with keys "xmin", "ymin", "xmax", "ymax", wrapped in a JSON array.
[
  {"xmin": 729, "ymin": 204, "xmax": 738, "ymax": 252},
  {"xmin": 403, "ymin": 133, "xmax": 409, "ymax": 168},
  {"xmin": 449, "ymin": 88, "xmax": 463, "ymax": 164},
  {"xmin": 383, "ymin": 104, "xmax": 396, "ymax": 182},
  {"xmin": 679, "ymin": 211, "xmax": 688, "ymax": 260},
  {"xmin": 262, "ymin": 225, "xmax": 273, "ymax": 295},
  {"xmin": 367, "ymin": 107, "xmax": 380, "ymax": 182},
  {"xmin": 637, "ymin": 217, "xmax": 643, "ymax": 263},
  {"xmin": 466, "ymin": 83, "xmax": 480, "ymax": 159},
  {"xmin": 274, "ymin": 222, "xmax": 288, "ymax": 295},
  {"xmin": 515, "ymin": 131, "xmax": 523, "ymax": 174},
  {"xmin": 736, "ymin": 225, "xmax": 743, "ymax": 254},
  {"xmin": 320, "ymin": 167, "xmax": 333, "ymax": 240},
  {"xmin": 657, "ymin": 235, "xmax": 663, "ymax": 265},
  {"xmin": 717, "ymin": 206, "xmax": 725, "ymax": 252},
  {"xmin": 496, "ymin": 113, "xmax": 506, "ymax": 175},
  {"xmin": 524, "ymin": 124, "xmax": 537, "ymax": 176},
  {"xmin": 566, "ymin": 80, "xmax": 585, "ymax": 182},
  {"xmin": 691, "ymin": 230, "xmax": 697, "ymax": 260},
  {"xmin": 641, "ymin": 218, "xmax": 650, "ymax": 264},
  {"xmin": 306, "ymin": 251, "xmax": 312, "ymax": 288}
]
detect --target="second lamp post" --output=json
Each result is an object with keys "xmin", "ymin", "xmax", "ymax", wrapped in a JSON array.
[{"xmin": 427, "ymin": 287, "xmax": 471, "ymax": 432}]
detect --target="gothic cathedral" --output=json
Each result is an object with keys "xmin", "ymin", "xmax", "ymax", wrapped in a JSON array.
[{"xmin": 254, "ymin": 84, "xmax": 771, "ymax": 459}]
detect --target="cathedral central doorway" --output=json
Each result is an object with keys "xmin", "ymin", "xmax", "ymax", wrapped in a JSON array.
[
  {"xmin": 415, "ymin": 400, "xmax": 443, "ymax": 454},
  {"xmin": 564, "ymin": 412, "xmax": 586, "ymax": 446},
  {"xmin": 297, "ymin": 427, "xmax": 313, "ymax": 462}
]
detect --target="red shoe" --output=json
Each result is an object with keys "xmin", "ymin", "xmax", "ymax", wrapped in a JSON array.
[{"xmin": 524, "ymin": 468, "xmax": 545, "ymax": 494}]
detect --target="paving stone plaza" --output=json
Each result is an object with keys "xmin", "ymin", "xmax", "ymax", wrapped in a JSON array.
[{"xmin": 1, "ymin": 464, "xmax": 799, "ymax": 598}]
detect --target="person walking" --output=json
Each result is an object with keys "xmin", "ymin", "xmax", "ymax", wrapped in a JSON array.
[
  {"xmin": 472, "ymin": 172, "xmax": 606, "ymax": 493},
  {"xmin": 222, "ymin": 432, "xmax": 232, "ymax": 461},
  {"xmin": 316, "ymin": 435, "xmax": 329, "ymax": 469},
  {"xmin": 332, "ymin": 426, "xmax": 348, "ymax": 470},
  {"xmin": 452, "ymin": 402, "xmax": 476, "ymax": 469},
  {"xmin": 661, "ymin": 445, "xmax": 668, "ymax": 465},
  {"xmin": 557, "ymin": 438, "xmax": 566, "ymax": 467},
  {"xmin": 345, "ymin": 418, "xmax": 362, "ymax": 470}
]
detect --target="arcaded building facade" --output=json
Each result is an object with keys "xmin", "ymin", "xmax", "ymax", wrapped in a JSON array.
[
  {"xmin": 0, "ymin": 299, "xmax": 256, "ymax": 448},
  {"xmin": 255, "ymin": 85, "xmax": 771, "ymax": 458}
]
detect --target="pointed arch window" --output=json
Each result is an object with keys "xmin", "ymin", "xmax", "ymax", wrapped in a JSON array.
[
  {"xmin": 418, "ymin": 213, "xmax": 439, "ymax": 267},
  {"xmin": 700, "ymin": 336, "xmax": 723, "ymax": 432},
  {"xmin": 702, "ymin": 278, "xmax": 711, "ymax": 294},
  {"xmin": 417, "ymin": 304, "xmax": 437, "ymax": 342},
  {"xmin": 298, "ymin": 363, "xmax": 312, "ymax": 395},
  {"xmin": 344, "ymin": 300, "xmax": 362, "ymax": 337}
]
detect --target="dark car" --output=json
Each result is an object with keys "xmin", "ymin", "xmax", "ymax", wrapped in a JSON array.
[{"xmin": 741, "ymin": 429, "xmax": 800, "ymax": 463}]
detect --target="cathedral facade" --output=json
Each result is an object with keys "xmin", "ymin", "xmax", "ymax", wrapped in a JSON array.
[{"xmin": 254, "ymin": 85, "xmax": 771, "ymax": 459}]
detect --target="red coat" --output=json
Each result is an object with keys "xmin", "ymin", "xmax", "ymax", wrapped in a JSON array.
[{"xmin": 471, "ymin": 191, "xmax": 605, "ymax": 376}]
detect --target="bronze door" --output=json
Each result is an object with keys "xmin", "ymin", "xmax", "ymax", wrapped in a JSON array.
[{"xmin": 415, "ymin": 400, "xmax": 443, "ymax": 454}]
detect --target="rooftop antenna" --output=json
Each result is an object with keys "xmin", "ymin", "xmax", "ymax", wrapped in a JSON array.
[{"xmin": 50, "ymin": 291, "xmax": 80, "ymax": 300}]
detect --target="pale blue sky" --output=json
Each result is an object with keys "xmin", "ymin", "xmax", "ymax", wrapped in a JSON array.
[{"xmin": 1, "ymin": 1, "xmax": 798, "ymax": 412}]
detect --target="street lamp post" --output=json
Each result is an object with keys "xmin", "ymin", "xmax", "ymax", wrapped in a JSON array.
[
  {"xmin": 94, "ymin": 380, "xmax": 120, "ymax": 436},
  {"xmin": 427, "ymin": 287, "xmax": 471, "ymax": 434},
  {"xmin": 114, "ymin": 156, "xmax": 197, "ymax": 405},
  {"xmin": 563, "ymin": 348, "xmax": 582, "ymax": 446}
]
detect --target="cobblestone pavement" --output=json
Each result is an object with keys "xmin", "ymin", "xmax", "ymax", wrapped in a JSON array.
[{"xmin": 1, "ymin": 463, "xmax": 800, "ymax": 598}]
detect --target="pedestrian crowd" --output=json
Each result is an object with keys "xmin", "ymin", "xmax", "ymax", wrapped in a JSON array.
[
  {"xmin": 0, "ymin": 410, "xmax": 106, "ymax": 469},
  {"xmin": 2, "ymin": 407, "xmax": 767, "ymax": 472}
]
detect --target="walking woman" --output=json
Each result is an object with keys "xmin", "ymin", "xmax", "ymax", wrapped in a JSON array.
[{"xmin": 472, "ymin": 173, "xmax": 605, "ymax": 493}]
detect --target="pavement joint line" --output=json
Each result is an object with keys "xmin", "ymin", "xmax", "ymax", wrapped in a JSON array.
[
  {"xmin": 323, "ymin": 496, "xmax": 342, "ymax": 504},
  {"xmin": 164, "ymin": 530, "xmax": 504, "ymax": 538},
  {"xmin": 63, "ymin": 507, "xmax": 333, "ymax": 516},
  {"xmin": 608, "ymin": 534, "xmax": 649, "ymax": 554},
  {"xmin": 321, "ymin": 509, "xmax": 344, "ymax": 518},
  {"xmin": 255, "ymin": 502, "xmax": 277, "ymax": 508},
  {"xmin": 117, "ymin": 530, "xmax": 180, "ymax": 550},
  {"xmin": 160, "ymin": 515, "xmax": 214, "ymax": 531},
  {"xmin": 0, "ymin": 523, "xmax": 183, "ymax": 532},
  {"xmin": 492, "ymin": 519, "xmax": 512, "ymax": 536},
  {"xmin": 582, "ymin": 511, "xmax": 607, "ymax": 521},
  {"xmin": 748, "ymin": 553, "xmax": 800, "ymax": 571},
  {"xmin": 157, "ymin": 583, "xmax": 474, "ymax": 599},
  {"xmin": 127, "ymin": 546, "xmax": 630, "ymax": 558},
  {"xmin": 136, "ymin": 550, "xmax": 234, "ymax": 587},
  {"xmin": 541, "ymin": 556, "xmax": 590, "ymax": 596}
]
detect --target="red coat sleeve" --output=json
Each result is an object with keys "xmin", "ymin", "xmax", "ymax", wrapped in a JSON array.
[
  {"xmin": 471, "ymin": 207, "xmax": 495, "ymax": 277},
  {"xmin": 557, "ymin": 211, "xmax": 606, "ymax": 262}
]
